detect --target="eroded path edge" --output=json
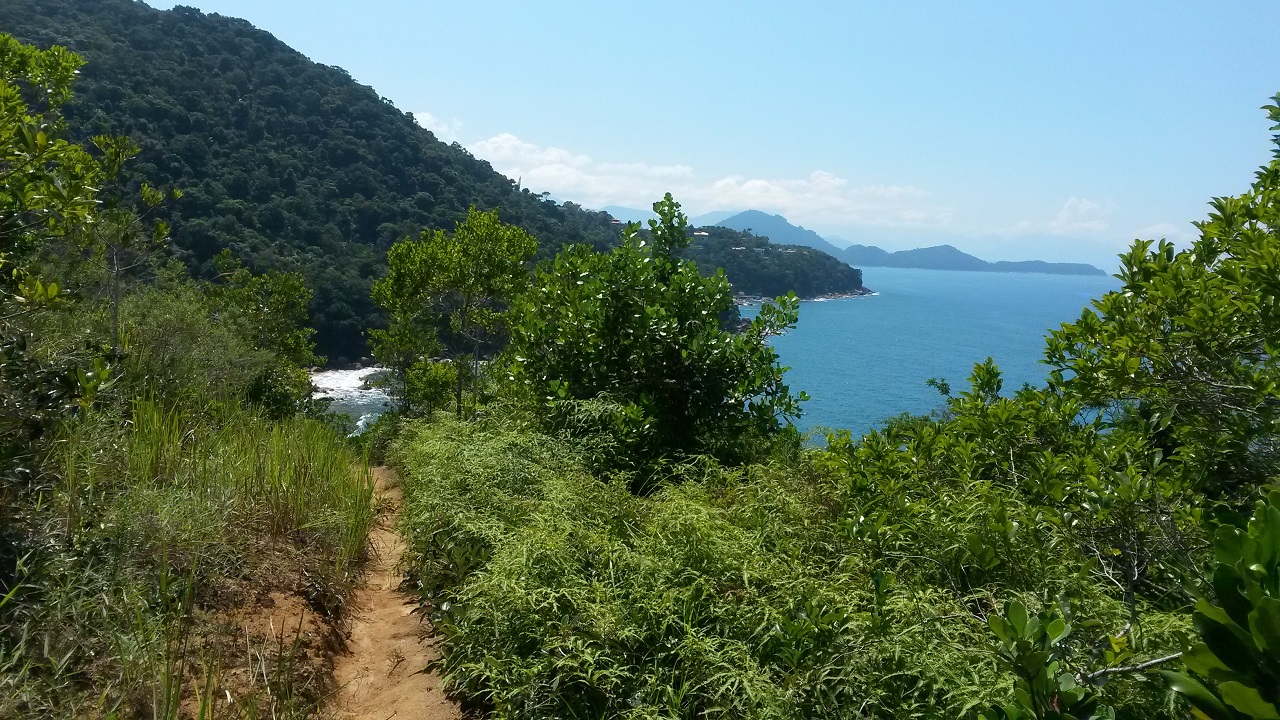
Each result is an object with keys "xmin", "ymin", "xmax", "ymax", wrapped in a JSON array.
[{"xmin": 330, "ymin": 467, "xmax": 460, "ymax": 720}]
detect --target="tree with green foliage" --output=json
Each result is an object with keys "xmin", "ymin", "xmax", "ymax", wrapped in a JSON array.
[
  {"xmin": 0, "ymin": 33, "xmax": 98, "ymax": 250},
  {"xmin": 1046, "ymin": 96, "xmax": 1280, "ymax": 498},
  {"xmin": 367, "ymin": 313, "xmax": 439, "ymax": 414},
  {"xmin": 207, "ymin": 250, "xmax": 320, "ymax": 417},
  {"xmin": 508, "ymin": 194, "xmax": 806, "ymax": 482},
  {"xmin": 80, "ymin": 135, "xmax": 182, "ymax": 351},
  {"xmin": 212, "ymin": 250, "xmax": 319, "ymax": 369},
  {"xmin": 372, "ymin": 206, "xmax": 536, "ymax": 417},
  {"xmin": 0, "ymin": 34, "xmax": 109, "ymax": 484}
]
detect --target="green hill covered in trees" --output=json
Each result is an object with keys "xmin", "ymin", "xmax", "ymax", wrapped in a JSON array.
[
  {"xmin": 9, "ymin": 11, "xmax": 1280, "ymax": 716},
  {"xmin": 0, "ymin": 0, "xmax": 623, "ymax": 362},
  {"xmin": 716, "ymin": 209, "xmax": 848, "ymax": 257},
  {"xmin": 1, "ymin": 0, "xmax": 872, "ymax": 363}
]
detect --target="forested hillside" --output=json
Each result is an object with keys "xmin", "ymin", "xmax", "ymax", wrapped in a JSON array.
[
  {"xmin": 716, "ymin": 209, "xmax": 847, "ymax": 256},
  {"xmin": 1, "ymin": 0, "xmax": 881, "ymax": 362},
  {"xmin": 0, "ymin": 0, "xmax": 622, "ymax": 362},
  {"xmin": 683, "ymin": 225, "xmax": 869, "ymax": 298}
]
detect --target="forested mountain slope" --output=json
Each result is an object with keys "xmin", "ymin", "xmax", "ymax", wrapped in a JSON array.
[
  {"xmin": 683, "ymin": 226, "xmax": 869, "ymax": 298},
  {"xmin": 0, "ymin": 0, "xmax": 621, "ymax": 361},
  {"xmin": 717, "ymin": 210, "xmax": 847, "ymax": 256}
]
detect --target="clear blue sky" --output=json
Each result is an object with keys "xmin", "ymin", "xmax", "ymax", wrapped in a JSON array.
[{"xmin": 148, "ymin": 1, "xmax": 1280, "ymax": 268}]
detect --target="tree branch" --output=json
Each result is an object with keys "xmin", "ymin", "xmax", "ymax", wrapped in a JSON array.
[{"xmin": 1083, "ymin": 652, "xmax": 1182, "ymax": 682}]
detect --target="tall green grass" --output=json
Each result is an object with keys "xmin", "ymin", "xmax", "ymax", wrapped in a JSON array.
[{"xmin": 0, "ymin": 398, "xmax": 376, "ymax": 718}]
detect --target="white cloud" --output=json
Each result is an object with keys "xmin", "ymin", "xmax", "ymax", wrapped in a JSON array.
[
  {"xmin": 1132, "ymin": 221, "xmax": 1198, "ymax": 247},
  {"xmin": 469, "ymin": 133, "xmax": 691, "ymax": 203},
  {"xmin": 413, "ymin": 111, "xmax": 463, "ymax": 143},
  {"xmin": 696, "ymin": 173, "xmax": 935, "ymax": 229},
  {"xmin": 467, "ymin": 132, "xmax": 942, "ymax": 231},
  {"xmin": 1011, "ymin": 197, "xmax": 1113, "ymax": 236},
  {"xmin": 457, "ymin": 130, "xmax": 1136, "ymax": 267}
]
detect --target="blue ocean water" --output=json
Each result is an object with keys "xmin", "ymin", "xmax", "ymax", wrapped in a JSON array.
[
  {"xmin": 768, "ymin": 267, "xmax": 1121, "ymax": 436},
  {"xmin": 316, "ymin": 267, "xmax": 1121, "ymax": 439}
]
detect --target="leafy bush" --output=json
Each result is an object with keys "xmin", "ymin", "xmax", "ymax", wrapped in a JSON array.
[
  {"xmin": 405, "ymin": 359, "xmax": 457, "ymax": 414},
  {"xmin": 1164, "ymin": 488, "xmax": 1280, "ymax": 719},
  {"xmin": 508, "ymin": 195, "xmax": 806, "ymax": 484},
  {"xmin": 118, "ymin": 280, "xmax": 267, "ymax": 402},
  {"xmin": 980, "ymin": 600, "xmax": 1114, "ymax": 720},
  {"xmin": 392, "ymin": 407, "xmax": 1185, "ymax": 719}
]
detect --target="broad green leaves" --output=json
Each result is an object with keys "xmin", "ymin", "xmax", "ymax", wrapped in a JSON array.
[
  {"xmin": 0, "ymin": 34, "xmax": 98, "ymax": 251},
  {"xmin": 981, "ymin": 600, "xmax": 1114, "ymax": 720},
  {"xmin": 212, "ymin": 250, "xmax": 319, "ymax": 369},
  {"xmin": 1047, "ymin": 99, "xmax": 1280, "ymax": 495},
  {"xmin": 1163, "ymin": 491, "xmax": 1280, "ymax": 719},
  {"xmin": 508, "ymin": 194, "xmax": 805, "ymax": 482}
]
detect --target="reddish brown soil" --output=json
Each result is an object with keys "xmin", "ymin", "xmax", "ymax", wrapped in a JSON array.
[{"xmin": 330, "ymin": 467, "xmax": 460, "ymax": 720}]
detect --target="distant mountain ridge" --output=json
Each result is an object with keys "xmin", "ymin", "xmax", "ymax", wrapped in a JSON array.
[
  {"xmin": 842, "ymin": 243, "xmax": 1106, "ymax": 276},
  {"xmin": 716, "ymin": 211, "xmax": 1107, "ymax": 276},
  {"xmin": 716, "ymin": 211, "xmax": 846, "ymax": 257}
]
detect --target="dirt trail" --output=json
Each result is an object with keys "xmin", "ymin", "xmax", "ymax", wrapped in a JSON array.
[{"xmin": 331, "ymin": 467, "xmax": 461, "ymax": 720}]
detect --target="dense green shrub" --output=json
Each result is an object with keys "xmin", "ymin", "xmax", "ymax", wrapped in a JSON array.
[
  {"xmin": 0, "ymin": 32, "xmax": 375, "ymax": 716},
  {"xmin": 509, "ymin": 195, "xmax": 807, "ymax": 484},
  {"xmin": 392, "ymin": 406, "xmax": 1186, "ymax": 718},
  {"xmin": 405, "ymin": 359, "xmax": 458, "ymax": 415}
]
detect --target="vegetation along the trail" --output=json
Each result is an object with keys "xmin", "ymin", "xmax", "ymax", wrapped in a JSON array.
[
  {"xmin": 8, "ymin": 2, "xmax": 1280, "ymax": 717},
  {"xmin": 383, "ymin": 99, "xmax": 1280, "ymax": 718},
  {"xmin": 1, "ymin": 33, "xmax": 376, "ymax": 717}
]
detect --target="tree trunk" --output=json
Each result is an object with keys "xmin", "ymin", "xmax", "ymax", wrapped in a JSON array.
[
  {"xmin": 454, "ymin": 306, "xmax": 468, "ymax": 419},
  {"xmin": 110, "ymin": 247, "xmax": 121, "ymax": 352}
]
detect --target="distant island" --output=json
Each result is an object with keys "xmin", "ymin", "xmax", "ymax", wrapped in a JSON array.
[
  {"xmin": 839, "ymin": 243, "xmax": 1107, "ymax": 276},
  {"xmin": 714, "ymin": 210, "xmax": 1108, "ymax": 276}
]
